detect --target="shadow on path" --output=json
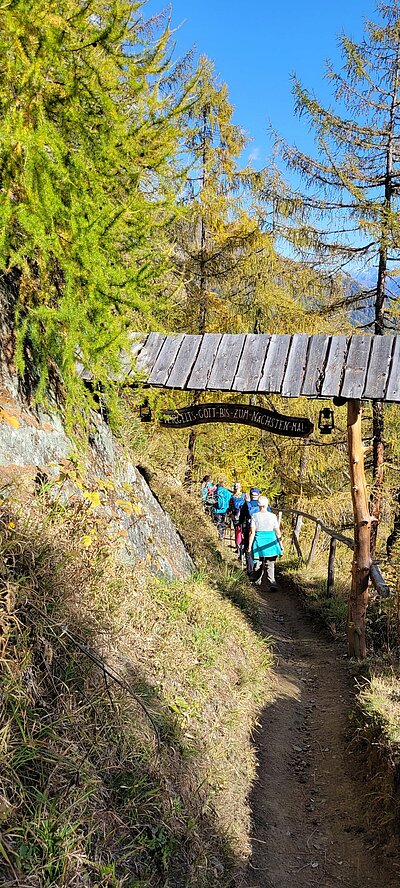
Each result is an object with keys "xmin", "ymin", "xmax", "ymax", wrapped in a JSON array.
[{"xmin": 241, "ymin": 579, "xmax": 400, "ymax": 888}]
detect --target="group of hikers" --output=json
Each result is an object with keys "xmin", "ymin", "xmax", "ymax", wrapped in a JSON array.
[{"xmin": 201, "ymin": 476, "xmax": 283, "ymax": 590}]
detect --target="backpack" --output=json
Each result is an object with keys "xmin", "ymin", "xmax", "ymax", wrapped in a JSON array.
[
  {"xmin": 205, "ymin": 482, "xmax": 217, "ymax": 502},
  {"xmin": 215, "ymin": 486, "xmax": 232, "ymax": 514},
  {"xmin": 240, "ymin": 499, "xmax": 260, "ymax": 532},
  {"xmin": 230, "ymin": 494, "xmax": 245, "ymax": 524},
  {"xmin": 248, "ymin": 499, "xmax": 260, "ymax": 518}
]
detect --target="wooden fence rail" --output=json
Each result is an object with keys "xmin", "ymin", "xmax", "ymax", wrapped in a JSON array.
[
  {"xmin": 369, "ymin": 562, "xmax": 391, "ymax": 599},
  {"xmin": 279, "ymin": 508, "xmax": 391, "ymax": 600}
]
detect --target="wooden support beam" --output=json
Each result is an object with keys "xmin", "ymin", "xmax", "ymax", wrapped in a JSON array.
[
  {"xmin": 307, "ymin": 521, "xmax": 321, "ymax": 566},
  {"xmin": 326, "ymin": 536, "xmax": 336, "ymax": 598},
  {"xmin": 347, "ymin": 399, "xmax": 371, "ymax": 659},
  {"xmin": 370, "ymin": 562, "xmax": 391, "ymax": 598},
  {"xmin": 291, "ymin": 513, "xmax": 304, "ymax": 560},
  {"xmin": 292, "ymin": 535, "xmax": 303, "ymax": 559}
]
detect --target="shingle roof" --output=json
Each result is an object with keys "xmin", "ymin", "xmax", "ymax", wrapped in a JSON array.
[{"xmin": 134, "ymin": 332, "xmax": 400, "ymax": 402}]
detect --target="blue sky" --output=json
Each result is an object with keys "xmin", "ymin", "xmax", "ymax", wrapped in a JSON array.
[{"xmin": 144, "ymin": 0, "xmax": 377, "ymax": 165}]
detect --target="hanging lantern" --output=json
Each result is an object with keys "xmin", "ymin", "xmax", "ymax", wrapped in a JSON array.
[
  {"xmin": 318, "ymin": 407, "xmax": 334, "ymax": 435},
  {"xmin": 139, "ymin": 398, "xmax": 152, "ymax": 422}
]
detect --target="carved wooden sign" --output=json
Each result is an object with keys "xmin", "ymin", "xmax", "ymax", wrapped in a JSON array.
[{"xmin": 160, "ymin": 403, "xmax": 313, "ymax": 437}]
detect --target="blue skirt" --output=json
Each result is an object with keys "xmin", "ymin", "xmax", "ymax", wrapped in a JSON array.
[{"xmin": 252, "ymin": 530, "xmax": 282, "ymax": 560}]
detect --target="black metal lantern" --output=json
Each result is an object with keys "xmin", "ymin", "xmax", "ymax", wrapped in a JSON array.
[
  {"xmin": 139, "ymin": 398, "xmax": 152, "ymax": 422},
  {"xmin": 318, "ymin": 407, "xmax": 334, "ymax": 435}
]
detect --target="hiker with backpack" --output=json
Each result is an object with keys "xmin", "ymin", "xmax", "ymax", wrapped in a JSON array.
[
  {"xmin": 213, "ymin": 479, "xmax": 233, "ymax": 542},
  {"xmin": 228, "ymin": 482, "xmax": 246, "ymax": 557},
  {"xmin": 201, "ymin": 475, "xmax": 217, "ymax": 516},
  {"xmin": 247, "ymin": 495, "xmax": 283, "ymax": 590},
  {"xmin": 201, "ymin": 475, "xmax": 211, "ymax": 502},
  {"xmin": 239, "ymin": 487, "xmax": 261, "ymax": 576}
]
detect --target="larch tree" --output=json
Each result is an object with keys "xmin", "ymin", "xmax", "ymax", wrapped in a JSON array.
[
  {"xmin": 170, "ymin": 56, "xmax": 272, "ymax": 484},
  {"xmin": 0, "ymin": 0, "xmax": 190, "ymax": 426},
  {"xmin": 168, "ymin": 57, "xmax": 323, "ymax": 486},
  {"xmin": 173, "ymin": 56, "xmax": 268, "ymax": 335},
  {"xmin": 276, "ymin": 0, "xmax": 400, "ymax": 554}
]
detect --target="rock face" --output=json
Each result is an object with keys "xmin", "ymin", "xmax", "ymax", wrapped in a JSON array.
[
  {"xmin": 0, "ymin": 381, "xmax": 194, "ymax": 581},
  {"xmin": 89, "ymin": 415, "xmax": 194, "ymax": 579}
]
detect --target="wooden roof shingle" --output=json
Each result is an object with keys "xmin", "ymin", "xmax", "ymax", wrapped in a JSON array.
[{"xmin": 135, "ymin": 333, "xmax": 400, "ymax": 402}]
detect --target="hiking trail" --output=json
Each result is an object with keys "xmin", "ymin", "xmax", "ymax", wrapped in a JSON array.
[{"xmin": 241, "ymin": 579, "xmax": 399, "ymax": 888}]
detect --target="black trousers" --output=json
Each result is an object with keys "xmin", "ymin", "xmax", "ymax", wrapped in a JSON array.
[
  {"xmin": 215, "ymin": 512, "xmax": 227, "ymax": 541},
  {"xmin": 243, "ymin": 530, "xmax": 254, "ymax": 574}
]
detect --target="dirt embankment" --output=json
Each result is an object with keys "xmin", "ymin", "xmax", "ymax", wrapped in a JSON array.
[{"xmin": 241, "ymin": 582, "xmax": 400, "ymax": 888}]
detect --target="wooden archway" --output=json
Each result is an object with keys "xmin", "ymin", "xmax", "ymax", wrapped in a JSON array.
[{"xmin": 129, "ymin": 331, "xmax": 400, "ymax": 658}]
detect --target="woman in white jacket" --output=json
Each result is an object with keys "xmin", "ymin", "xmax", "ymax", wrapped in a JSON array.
[{"xmin": 247, "ymin": 496, "xmax": 283, "ymax": 589}]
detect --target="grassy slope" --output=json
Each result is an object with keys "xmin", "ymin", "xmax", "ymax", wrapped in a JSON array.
[{"xmin": 0, "ymin": 472, "xmax": 272, "ymax": 888}]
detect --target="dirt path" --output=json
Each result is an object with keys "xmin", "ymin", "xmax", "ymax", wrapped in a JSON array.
[{"xmin": 242, "ymin": 580, "xmax": 399, "ymax": 888}]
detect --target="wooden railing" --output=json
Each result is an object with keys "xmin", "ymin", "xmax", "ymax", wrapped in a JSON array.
[{"xmin": 279, "ymin": 508, "xmax": 391, "ymax": 599}]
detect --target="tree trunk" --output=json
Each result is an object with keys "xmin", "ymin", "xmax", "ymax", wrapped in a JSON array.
[
  {"xmin": 198, "ymin": 106, "xmax": 208, "ymax": 334},
  {"xmin": 370, "ymin": 400, "xmax": 385, "ymax": 555},
  {"xmin": 198, "ymin": 212, "xmax": 207, "ymax": 334},
  {"xmin": 183, "ymin": 390, "xmax": 202, "ymax": 490},
  {"xmin": 184, "ymin": 428, "xmax": 196, "ymax": 490},
  {"xmin": 299, "ymin": 445, "xmax": 307, "ymax": 491},
  {"xmin": 369, "ymin": 39, "xmax": 400, "ymax": 557},
  {"xmin": 184, "ymin": 108, "xmax": 209, "ymax": 489},
  {"xmin": 347, "ymin": 399, "xmax": 371, "ymax": 659},
  {"xmin": 326, "ymin": 536, "xmax": 336, "ymax": 598},
  {"xmin": 370, "ymin": 254, "xmax": 386, "ymax": 555}
]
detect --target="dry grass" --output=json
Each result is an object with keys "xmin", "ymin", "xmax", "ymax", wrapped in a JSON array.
[
  {"xmin": 281, "ymin": 517, "xmax": 400, "ymax": 653},
  {"xmin": 359, "ymin": 672, "xmax": 400, "ymax": 745},
  {"xmin": 350, "ymin": 667, "xmax": 400, "ymax": 848},
  {"xmin": 278, "ymin": 529, "xmax": 352, "ymax": 640},
  {"xmin": 0, "ymin": 474, "xmax": 272, "ymax": 887},
  {"xmin": 148, "ymin": 471, "xmax": 262, "ymax": 622}
]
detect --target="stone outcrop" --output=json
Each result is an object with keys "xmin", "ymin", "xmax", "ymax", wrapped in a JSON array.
[{"xmin": 0, "ymin": 381, "xmax": 194, "ymax": 581}]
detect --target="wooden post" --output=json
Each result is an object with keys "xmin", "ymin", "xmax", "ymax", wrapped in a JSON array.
[
  {"xmin": 347, "ymin": 399, "xmax": 371, "ymax": 659},
  {"xmin": 326, "ymin": 536, "xmax": 336, "ymax": 597},
  {"xmin": 307, "ymin": 521, "xmax": 321, "ymax": 566},
  {"xmin": 292, "ymin": 513, "xmax": 304, "ymax": 559}
]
